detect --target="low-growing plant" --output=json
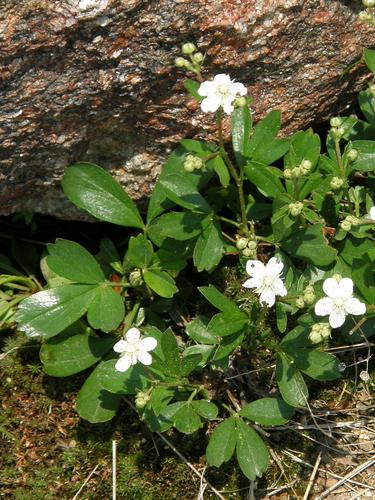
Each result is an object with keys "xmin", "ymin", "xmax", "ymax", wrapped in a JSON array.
[{"xmin": 10, "ymin": 43, "xmax": 375, "ymax": 482}]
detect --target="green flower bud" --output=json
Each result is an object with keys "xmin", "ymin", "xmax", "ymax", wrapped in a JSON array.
[
  {"xmin": 192, "ymin": 156, "xmax": 204, "ymax": 170},
  {"xmin": 181, "ymin": 42, "xmax": 197, "ymax": 55},
  {"xmin": 330, "ymin": 117, "xmax": 342, "ymax": 128},
  {"xmin": 129, "ymin": 269, "xmax": 143, "ymax": 287},
  {"xmin": 184, "ymin": 154, "xmax": 202, "ymax": 172},
  {"xmin": 359, "ymin": 11, "xmax": 373, "ymax": 22},
  {"xmin": 303, "ymin": 292, "xmax": 316, "ymax": 305},
  {"xmin": 135, "ymin": 391, "xmax": 151, "ymax": 409},
  {"xmin": 347, "ymin": 149, "xmax": 358, "ymax": 161},
  {"xmin": 283, "ymin": 168, "xmax": 292, "ymax": 179},
  {"xmin": 236, "ymin": 237, "xmax": 248, "ymax": 250},
  {"xmin": 242, "ymin": 247, "xmax": 255, "ymax": 258},
  {"xmin": 300, "ymin": 159, "xmax": 312, "ymax": 173},
  {"xmin": 309, "ymin": 323, "xmax": 331, "ymax": 344},
  {"xmin": 234, "ymin": 96, "xmax": 247, "ymax": 108},
  {"xmin": 340, "ymin": 220, "xmax": 352, "ymax": 231},
  {"xmin": 288, "ymin": 201, "xmax": 304, "ymax": 217},
  {"xmin": 331, "ymin": 126, "xmax": 344, "ymax": 140},
  {"xmin": 291, "ymin": 167, "xmax": 302, "ymax": 179},
  {"xmin": 309, "ymin": 329, "xmax": 323, "ymax": 344},
  {"xmin": 247, "ymin": 240, "xmax": 257, "ymax": 250},
  {"xmin": 175, "ymin": 57, "xmax": 188, "ymax": 68},
  {"xmin": 296, "ymin": 297, "xmax": 305, "ymax": 309},
  {"xmin": 330, "ymin": 176, "xmax": 344, "ymax": 190},
  {"xmin": 346, "ymin": 215, "xmax": 359, "ymax": 226},
  {"xmin": 304, "ymin": 285, "xmax": 314, "ymax": 295},
  {"xmin": 363, "ymin": 0, "xmax": 375, "ymax": 7},
  {"xmin": 192, "ymin": 52, "xmax": 204, "ymax": 63},
  {"xmin": 369, "ymin": 84, "xmax": 375, "ymax": 97}
]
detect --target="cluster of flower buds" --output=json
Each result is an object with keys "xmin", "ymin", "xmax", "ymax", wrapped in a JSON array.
[
  {"xmin": 183, "ymin": 154, "xmax": 204, "ymax": 172},
  {"xmin": 329, "ymin": 117, "xmax": 345, "ymax": 141},
  {"xmin": 347, "ymin": 149, "xmax": 358, "ymax": 162},
  {"xmin": 340, "ymin": 215, "xmax": 360, "ymax": 232},
  {"xmin": 288, "ymin": 201, "xmax": 304, "ymax": 217},
  {"xmin": 359, "ymin": 0, "xmax": 375, "ymax": 25},
  {"xmin": 284, "ymin": 159, "xmax": 312, "ymax": 180},
  {"xmin": 330, "ymin": 176, "xmax": 344, "ymax": 190},
  {"xmin": 303, "ymin": 285, "xmax": 316, "ymax": 305},
  {"xmin": 309, "ymin": 323, "xmax": 331, "ymax": 344},
  {"xmin": 129, "ymin": 269, "xmax": 143, "ymax": 287},
  {"xmin": 135, "ymin": 390, "xmax": 151, "ymax": 409},
  {"xmin": 175, "ymin": 42, "xmax": 204, "ymax": 74},
  {"xmin": 236, "ymin": 236, "xmax": 257, "ymax": 257}
]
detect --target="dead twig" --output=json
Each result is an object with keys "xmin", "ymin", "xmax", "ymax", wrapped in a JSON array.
[
  {"xmin": 302, "ymin": 450, "xmax": 321, "ymax": 500},
  {"xmin": 71, "ymin": 464, "xmax": 100, "ymax": 500}
]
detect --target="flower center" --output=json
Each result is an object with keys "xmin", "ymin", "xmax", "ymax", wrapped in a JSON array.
[
  {"xmin": 217, "ymin": 84, "xmax": 229, "ymax": 95},
  {"xmin": 263, "ymin": 276, "xmax": 274, "ymax": 287},
  {"xmin": 334, "ymin": 297, "xmax": 345, "ymax": 308},
  {"xmin": 125, "ymin": 343, "xmax": 139, "ymax": 354}
]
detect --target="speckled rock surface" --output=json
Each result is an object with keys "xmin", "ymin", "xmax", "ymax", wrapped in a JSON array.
[{"xmin": 1, "ymin": 0, "xmax": 374, "ymax": 218}]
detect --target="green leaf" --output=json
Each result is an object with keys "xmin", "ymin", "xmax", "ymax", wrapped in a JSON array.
[
  {"xmin": 208, "ymin": 311, "xmax": 248, "ymax": 337},
  {"xmin": 160, "ymin": 329, "xmax": 181, "ymax": 377},
  {"xmin": 160, "ymin": 174, "xmax": 212, "ymax": 213},
  {"xmin": 244, "ymin": 163, "xmax": 286, "ymax": 198},
  {"xmin": 193, "ymin": 220, "xmax": 224, "ymax": 272},
  {"xmin": 276, "ymin": 302, "xmax": 287, "ymax": 333},
  {"xmin": 127, "ymin": 234, "xmax": 153, "ymax": 269},
  {"xmin": 338, "ymin": 237, "xmax": 374, "ymax": 266},
  {"xmin": 276, "ymin": 353, "xmax": 308, "ymax": 407},
  {"xmin": 364, "ymin": 48, "xmax": 375, "ymax": 74},
  {"xmin": 47, "ymin": 239, "xmax": 105, "ymax": 284},
  {"xmin": 246, "ymin": 110, "xmax": 281, "ymax": 157},
  {"xmin": 240, "ymin": 398, "xmax": 295, "ymax": 426},
  {"xmin": 284, "ymin": 130, "xmax": 321, "ymax": 169},
  {"xmin": 350, "ymin": 140, "xmax": 375, "ymax": 172},
  {"xmin": 16, "ymin": 284, "xmax": 97, "ymax": 339},
  {"xmin": 185, "ymin": 316, "xmax": 220, "ymax": 344},
  {"xmin": 206, "ymin": 417, "xmax": 237, "ymax": 467},
  {"xmin": 62, "ymin": 163, "xmax": 144, "ymax": 229},
  {"xmin": 358, "ymin": 90, "xmax": 375, "ymax": 130},
  {"xmin": 143, "ymin": 270, "xmax": 178, "ymax": 298},
  {"xmin": 40, "ymin": 322, "xmax": 114, "ymax": 376},
  {"xmin": 211, "ymin": 155, "xmax": 230, "ymax": 187},
  {"xmin": 87, "ymin": 286, "xmax": 124, "ymax": 332},
  {"xmin": 76, "ymin": 365, "xmax": 122, "ymax": 423},
  {"xmin": 352, "ymin": 256, "xmax": 375, "ymax": 304},
  {"xmin": 231, "ymin": 106, "xmax": 252, "ymax": 166},
  {"xmin": 147, "ymin": 211, "xmax": 206, "ymax": 244},
  {"xmin": 150, "ymin": 386, "xmax": 175, "ymax": 416},
  {"xmin": 184, "ymin": 79, "xmax": 203, "ymax": 101},
  {"xmin": 180, "ymin": 139, "xmax": 214, "ymax": 155},
  {"xmin": 252, "ymin": 138, "xmax": 290, "ymax": 165},
  {"xmin": 192, "ymin": 400, "xmax": 218, "ymax": 420},
  {"xmin": 281, "ymin": 224, "xmax": 337, "ymax": 266},
  {"xmin": 99, "ymin": 359, "xmax": 150, "ymax": 394},
  {"xmin": 173, "ymin": 403, "xmax": 202, "ymax": 434},
  {"xmin": 198, "ymin": 285, "xmax": 242, "ymax": 314},
  {"xmin": 213, "ymin": 331, "xmax": 245, "ymax": 362},
  {"xmin": 290, "ymin": 349, "xmax": 342, "ymax": 381},
  {"xmin": 235, "ymin": 419, "xmax": 269, "ymax": 480}
]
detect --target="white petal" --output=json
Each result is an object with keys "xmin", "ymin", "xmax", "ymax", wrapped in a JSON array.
[
  {"xmin": 197, "ymin": 80, "xmax": 215, "ymax": 97},
  {"xmin": 329, "ymin": 308, "xmax": 346, "ymax": 328},
  {"xmin": 345, "ymin": 298, "xmax": 366, "ymax": 316},
  {"xmin": 243, "ymin": 277, "xmax": 262, "ymax": 289},
  {"xmin": 200, "ymin": 96, "xmax": 220, "ymax": 113},
  {"xmin": 222, "ymin": 99, "xmax": 234, "ymax": 115},
  {"xmin": 113, "ymin": 339, "xmax": 127, "ymax": 353},
  {"xmin": 213, "ymin": 73, "xmax": 231, "ymax": 85},
  {"xmin": 137, "ymin": 351, "xmax": 153, "ymax": 365},
  {"xmin": 273, "ymin": 278, "xmax": 287, "ymax": 297},
  {"xmin": 246, "ymin": 259, "xmax": 265, "ymax": 277},
  {"xmin": 338, "ymin": 278, "xmax": 354, "ymax": 298},
  {"xmin": 322, "ymin": 278, "xmax": 341, "ymax": 298},
  {"xmin": 115, "ymin": 355, "xmax": 133, "ymax": 372},
  {"xmin": 315, "ymin": 297, "xmax": 334, "ymax": 317},
  {"xmin": 231, "ymin": 82, "xmax": 247, "ymax": 96},
  {"xmin": 266, "ymin": 257, "xmax": 284, "ymax": 276},
  {"xmin": 125, "ymin": 327, "xmax": 140, "ymax": 343},
  {"xmin": 369, "ymin": 206, "xmax": 375, "ymax": 220},
  {"xmin": 138, "ymin": 337, "xmax": 157, "ymax": 352},
  {"xmin": 259, "ymin": 288, "xmax": 276, "ymax": 307}
]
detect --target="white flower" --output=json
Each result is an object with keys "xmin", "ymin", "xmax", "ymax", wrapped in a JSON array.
[
  {"xmin": 314, "ymin": 277, "xmax": 366, "ymax": 329},
  {"xmin": 113, "ymin": 327, "xmax": 157, "ymax": 372},
  {"xmin": 369, "ymin": 206, "xmax": 375, "ymax": 220},
  {"xmin": 242, "ymin": 257, "xmax": 287, "ymax": 307},
  {"xmin": 197, "ymin": 74, "xmax": 247, "ymax": 115}
]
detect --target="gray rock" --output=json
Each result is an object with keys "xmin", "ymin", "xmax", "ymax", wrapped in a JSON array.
[{"xmin": 0, "ymin": 0, "xmax": 374, "ymax": 218}]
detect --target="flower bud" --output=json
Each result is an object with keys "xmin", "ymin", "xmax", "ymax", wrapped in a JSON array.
[
  {"xmin": 181, "ymin": 42, "xmax": 197, "ymax": 55},
  {"xmin": 234, "ymin": 96, "xmax": 247, "ymax": 108},
  {"xmin": 247, "ymin": 240, "xmax": 257, "ymax": 250},
  {"xmin": 288, "ymin": 201, "xmax": 304, "ymax": 217},
  {"xmin": 296, "ymin": 297, "xmax": 305, "ymax": 309},
  {"xmin": 331, "ymin": 126, "xmax": 344, "ymax": 140},
  {"xmin": 236, "ymin": 237, "xmax": 248, "ymax": 250},
  {"xmin": 359, "ymin": 11, "xmax": 373, "ymax": 22},
  {"xmin": 309, "ymin": 323, "xmax": 331, "ymax": 344},
  {"xmin": 330, "ymin": 117, "xmax": 342, "ymax": 128},
  {"xmin": 369, "ymin": 84, "xmax": 375, "ymax": 97},
  {"xmin": 283, "ymin": 168, "xmax": 292, "ymax": 179},
  {"xmin": 300, "ymin": 159, "xmax": 312, "ymax": 174},
  {"xmin": 135, "ymin": 391, "xmax": 151, "ymax": 409},
  {"xmin": 175, "ymin": 57, "xmax": 188, "ymax": 68},
  {"xmin": 338, "ymin": 362, "xmax": 346, "ymax": 372},
  {"xmin": 347, "ymin": 149, "xmax": 358, "ymax": 161},
  {"xmin": 303, "ymin": 292, "xmax": 315, "ymax": 305},
  {"xmin": 360, "ymin": 370, "xmax": 370, "ymax": 382},
  {"xmin": 242, "ymin": 247, "xmax": 255, "ymax": 258},
  {"xmin": 330, "ymin": 176, "xmax": 344, "ymax": 190},
  {"xmin": 291, "ymin": 167, "xmax": 302, "ymax": 179},
  {"xmin": 192, "ymin": 52, "xmax": 204, "ymax": 63},
  {"xmin": 184, "ymin": 154, "xmax": 203, "ymax": 172},
  {"xmin": 363, "ymin": 0, "xmax": 375, "ymax": 7},
  {"xmin": 340, "ymin": 220, "xmax": 352, "ymax": 231},
  {"xmin": 129, "ymin": 269, "xmax": 143, "ymax": 287},
  {"xmin": 304, "ymin": 285, "xmax": 314, "ymax": 295},
  {"xmin": 346, "ymin": 215, "xmax": 359, "ymax": 226}
]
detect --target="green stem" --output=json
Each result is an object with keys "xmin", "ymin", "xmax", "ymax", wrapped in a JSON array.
[
  {"xmin": 123, "ymin": 302, "xmax": 141, "ymax": 333},
  {"xmin": 216, "ymin": 111, "xmax": 249, "ymax": 236},
  {"xmin": 217, "ymin": 215, "xmax": 241, "ymax": 228},
  {"xmin": 106, "ymin": 281, "xmax": 131, "ymax": 288},
  {"xmin": 334, "ymin": 139, "xmax": 353, "ymax": 214}
]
